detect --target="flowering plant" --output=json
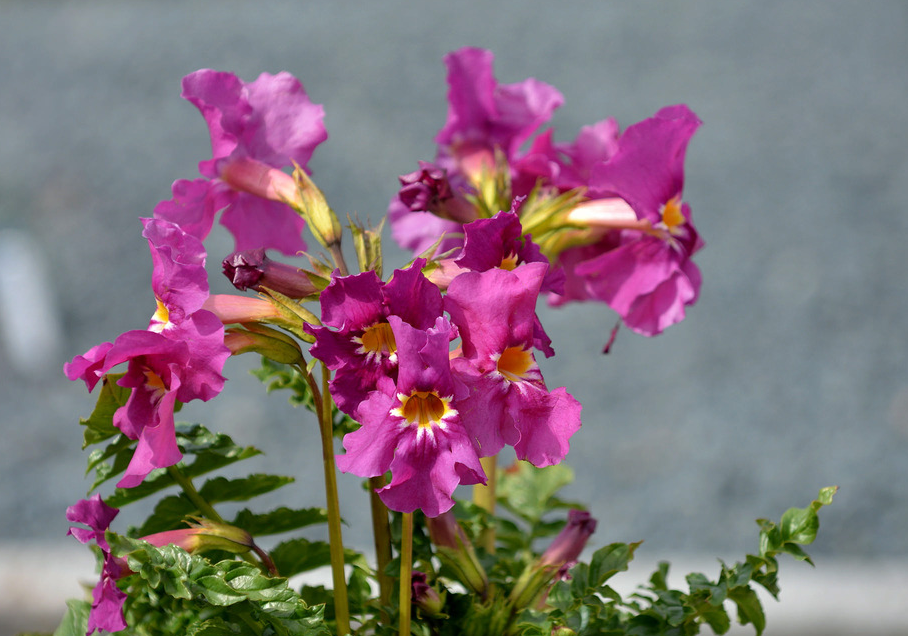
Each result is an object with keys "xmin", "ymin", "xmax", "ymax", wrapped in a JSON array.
[{"xmin": 51, "ymin": 48, "xmax": 835, "ymax": 636}]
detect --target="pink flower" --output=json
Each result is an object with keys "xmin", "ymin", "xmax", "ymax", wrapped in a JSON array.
[
  {"xmin": 445, "ymin": 263, "xmax": 581, "ymax": 466},
  {"xmin": 155, "ymin": 70, "xmax": 327, "ymax": 255},
  {"xmin": 66, "ymin": 495, "xmax": 128, "ymax": 635},
  {"xmin": 306, "ymin": 260, "xmax": 443, "ymax": 417},
  {"xmin": 555, "ymin": 105, "xmax": 704, "ymax": 336},
  {"xmin": 65, "ymin": 220, "xmax": 229, "ymax": 487},
  {"xmin": 335, "ymin": 316, "xmax": 485, "ymax": 517},
  {"xmin": 389, "ymin": 47, "xmax": 563, "ymax": 255}
]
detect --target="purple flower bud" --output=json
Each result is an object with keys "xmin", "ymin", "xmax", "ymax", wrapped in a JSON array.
[
  {"xmin": 222, "ymin": 249, "xmax": 317, "ymax": 299},
  {"xmin": 539, "ymin": 509, "xmax": 597, "ymax": 572},
  {"xmin": 411, "ymin": 571, "xmax": 445, "ymax": 617},
  {"xmin": 397, "ymin": 162, "xmax": 453, "ymax": 212}
]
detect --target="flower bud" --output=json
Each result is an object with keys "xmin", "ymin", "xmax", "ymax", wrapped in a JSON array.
[
  {"xmin": 411, "ymin": 571, "xmax": 445, "ymax": 617},
  {"xmin": 223, "ymin": 249, "xmax": 320, "ymax": 300},
  {"xmin": 142, "ymin": 518, "xmax": 255, "ymax": 555},
  {"xmin": 203, "ymin": 294, "xmax": 282, "ymax": 324},
  {"xmin": 292, "ymin": 165, "xmax": 342, "ymax": 248},
  {"xmin": 224, "ymin": 323, "xmax": 304, "ymax": 364},
  {"xmin": 426, "ymin": 511, "xmax": 488, "ymax": 598},
  {"xmin": 509, "ymin": 510, "xmax": 597, "ymax": 611},
  {"xmin": 218, "ymin": 156, "xmax": 303, "ymax": 208}
]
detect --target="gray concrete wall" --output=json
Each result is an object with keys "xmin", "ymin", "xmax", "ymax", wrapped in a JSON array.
[{"xmin": 1, "ymin": 1, "xmax": 906, "ymax": 633}]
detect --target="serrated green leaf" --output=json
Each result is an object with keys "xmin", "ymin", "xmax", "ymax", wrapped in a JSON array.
[
  {"xmin": 80, "ymin": 373, "xmax": 129, "ymax": 447},
  {"xmin": 199, "ymin": 474, "xmax": 294, "ymax": 503},
  {"xmin": 270, "ymin": 538, "xmax": 333, "ymax": 578},
  {"xmin": 231, "ymin": 506, "xmax": 329, "ymax": 536},
  {"xmin": 86, "ymin": 435, "xmax": 135, "ymax": 492},
  {"xmin": 134, "ymin": 494, "xmax": 198, "ymax": 536},
  {"xmin": 187, "ymin": 617, "xmax": 243, "ymax": 636}
]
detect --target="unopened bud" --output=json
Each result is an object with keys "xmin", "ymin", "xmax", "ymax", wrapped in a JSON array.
[
  {"xmin": 509, "ymin": 510, "xmax": 597, "ymax": 610},
  {"xmin": 411, "ymin": 571, "xmax": 445, "ymax": 617},
  {"xmin": 203, "ymin": 294, "xmax": 282, "ymax": 324},
  {"xmin": 142, "ymin": 518, "xmax": 254, "ymax": 555},
  {"xmin": 292, "ymin": 165, "xmax": 342, "ymax": 248},
  {"xmin": 427, "ymin": 511, "xmax": 488, "ymax": 598},
  {"xmin": 223, "ymin": 249, "xmax": 320, "ymax": 300},
  {"xmin": 224, "ymin": 323, "xmax": 304, "ymax": 364},
  {"xmin": 218, "ymin": 157, "xmax": 303, "ymax": 208}
]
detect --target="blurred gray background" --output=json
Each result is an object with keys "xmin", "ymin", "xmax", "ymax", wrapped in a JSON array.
[{"xmin": 1, "ymin": 1, "xmax": 906, "ymax": 634}]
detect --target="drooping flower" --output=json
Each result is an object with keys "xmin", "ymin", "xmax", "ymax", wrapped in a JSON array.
[
  {"xmin": 306, "ymin": 260, "xmax": 443, "ymax": 417},
  {"xmin": 554, "ymin": 104, "xmax": 704, "ymax": 336},
  {"xmin": 445, "ymin": 263, "xmax": 581, "ymax": 465},
  {"xmin": 155, "ymin": 70, "xmax": 327, "ymax": 255},
  {"xmin": 65, "ymin": 220, "xmax": 229, "ymax": 487},
  {"xmin": 335, "ymin": 316, "xmax": 485, "ymax": 517}
]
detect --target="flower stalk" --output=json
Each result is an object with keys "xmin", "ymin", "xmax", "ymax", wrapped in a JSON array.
[{"xmin": 399, "ymin": 512, "xmax": 415, "ymax": 636}]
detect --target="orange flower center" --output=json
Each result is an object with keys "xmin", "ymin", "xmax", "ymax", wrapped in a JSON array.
[
  {"xmin": 359, "ymin": 322, "xmax": 397, "ymax": 357},
  {"xmin": 149, "ymin": 299, "xmax": 170, "ymax": 333},
  {"xmin": 497, "ymin": 346, "xmax": 534, "ymax": 382},
  {"xmin": 660, "ymin": 195, "xmax": 685, "ymax": 233},
  {"xmin": 398, "ymin": 391, "xmax": 451, "ymax": 428},
  {"xmin": 499, "ymin": 252, "xmax": 519, "ymax": 271}
]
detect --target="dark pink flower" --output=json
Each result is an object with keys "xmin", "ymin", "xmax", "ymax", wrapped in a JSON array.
[
  {"xmin": 389, "ymin": 47, "xmax": 562, "ymax": 256},
  {"xmin": 445, "ymin": 263, "xmax": 581, "ymax": 465},
  {"xmin": 155, "ymin": 70, "xmax": 327, "ymax": 255},
  {"xmin": 66, "ymin": 495, "xmax": 128, "ymax": 635},
  {"xmin": 306, "ymin": 260, "xmax": 443, "ymax": 417},
  {"xmin": 65, "ymin": 220, "xmax": 229, "ymax": 487},
  {"xmin": 335, "ymin": 316, "xmax": 485, "ymax": 517}
]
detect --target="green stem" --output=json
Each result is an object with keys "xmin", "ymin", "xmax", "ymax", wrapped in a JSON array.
[
  {"xmin": 399, "ymin": 512, "xmax": 414, "ymax": 636},
  {"xmin": 167, "ymin": 465, "xmax": 265, "ymax": 571},
  {"xmin": 167, "ymin": 465, "xmax": 224, "ymax": 523},
  {"xmin": 317, "ymin": 364, "xmax": 351, "ymax": 636},
  {"xmin": 369, "ymin": 475, "xmax": 394, "ymax": 617},
  {"xmin": 473, "ymin": 455, "xmax": 498, "ymax": 552}
]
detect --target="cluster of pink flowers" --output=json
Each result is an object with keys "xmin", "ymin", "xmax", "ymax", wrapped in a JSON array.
[
  {"xmin": 64, "ymin": 47, "xmax": 702, "ymax": 631},
  {"xmin": 307, "ymin": 224, "xmax": 582, "ymax": 516},
  {"xmin": 389, "ymin": 47, "xmax": 703, "ymax": 337}
]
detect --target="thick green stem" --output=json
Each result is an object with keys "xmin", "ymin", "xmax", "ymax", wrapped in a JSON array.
[
  {"xmin": 369, "ymin": 475, "xmax": 394, "ymax": 615},
  {"xmin": 473, "ymin": 455, "xmax": 498, "ymax": 552},
  {"xmin": 399, "ymin": 512, "xmax": 414, "ymax": 636},
  {"xmin": 318, "ymin": 364, "xmax": 351, "ymax": 636}
]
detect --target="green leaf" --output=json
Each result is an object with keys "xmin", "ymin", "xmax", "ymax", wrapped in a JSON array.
[
  {"xmin": 85, "ymin": 434, "xmax": 135, "ymax": 492},
  {"xmin": 588, "ymin": 541, "xmax": 641, "ymax": 589},
  {"xmin": 199, "ymin": 474, "xmax": 295, "ymax": 503},
  {"xmin": 134, "ymin": 494, "xmax": 198, "ymax": 536},
  {"xmin": 728, "ymin": 586, "xmax": 766, "ymax": 635},
  {"xmin": 105, "ymin": 424, "xmax": 262, "ymax": 508},
  {"xmin": 270, "ymin": 538, "xmax": 333, "ymax": 578},
  {"xmin": 52, "ymin": 599, "xmax": 90, "ymax": 636},
  {"xmin": 779, "ymin": 507, "xmax": 819, "ymax": 545},
  {"xmin": 496, "ymin": 463, "xmax": 575, "ymax": 524},
  {"xmin": 80, "ymin": 373, "xmax": 129, "ymax": 447},
  {"xmin": 230, "ymin": 506, "xmax": 329, "ymax": 536}
]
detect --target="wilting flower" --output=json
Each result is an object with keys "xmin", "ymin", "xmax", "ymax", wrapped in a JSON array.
[
  {"xmin": 155, "ymin": 70, "xmax": 327, "ymax": 255},
  {"xmin": 445, "ymin": 263, "xmax": 581, "ymax": 465},
  {"xmin": 306, "ymin": 260, "xmax": 443, "ymax": 417},
  {"xmin": 335, "ymin": 316, "xmax": 485, "ymax": 517},
  {"xmin": 65, "ymin": 220, "xmax": 229, "ymax": 487}
]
